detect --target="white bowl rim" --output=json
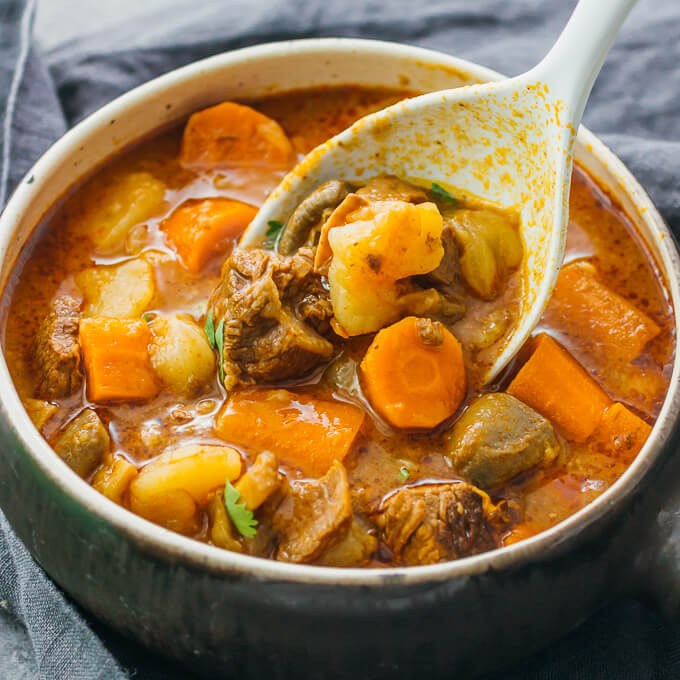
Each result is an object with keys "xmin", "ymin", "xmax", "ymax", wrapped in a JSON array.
[{"xmin": 0, "ymin": 37, "xmax": 678, "ymax": 587}]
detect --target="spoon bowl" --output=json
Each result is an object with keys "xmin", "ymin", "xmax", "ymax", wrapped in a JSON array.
[{"xmin": 243, "ymin": 0, "xmax": 636, "ymax": 380}]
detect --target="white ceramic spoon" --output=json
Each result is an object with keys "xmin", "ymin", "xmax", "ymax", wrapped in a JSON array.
[{"xmin": 242, "ymin": 0, "xmax": 637, "ymax": 381}]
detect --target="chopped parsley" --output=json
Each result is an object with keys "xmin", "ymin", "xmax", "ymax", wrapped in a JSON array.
[
  {"xmin": 142, "ymin": 312, "xmax": 154, "ymax": 324},
  {"xmin": 204, "ymin": 309, "xmax": 216, "ymax": 349},
  {"xmin": 215, "ymin": 318, "xmax": 225, "ymax": 382},
  {"xmin": 266, "ymin": 219, "xmax": 284, "ymax": 239},
  {"xmin": 430, "ymin": 182, "xmax": 459, "ymax": 204},
  {"xmin": 224, "ymin": 479, "xmax": 258, "ymax": 538},
  {"xmin": 398, "ymin": 466, "xmax": 410, "ymax": 483}
]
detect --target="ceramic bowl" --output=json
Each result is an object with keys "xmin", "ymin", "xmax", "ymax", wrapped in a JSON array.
[{"xmin": 0, "ymin": 39, "xmax": 678, "ymax": 678}]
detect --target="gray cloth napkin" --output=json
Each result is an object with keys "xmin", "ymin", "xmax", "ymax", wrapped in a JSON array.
[{"xmin": 2, "ymin": 0, "xmax": 680, "ymax": 677}]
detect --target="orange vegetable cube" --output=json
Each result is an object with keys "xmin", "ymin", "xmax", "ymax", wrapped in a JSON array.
[
  {"xmin": 161, "ymin": 197, "xmax": 257, "ymax": 272},
  {"xmin": 215, "ymin": 389, "xmax": 365, "ymax": 477},
  {"xmin": 507, "ymin": 334, "xmax": 611, "ymax": 442},
  {"xmin": 590, "ymin": 402, "xmax": 652, "ymax": 462},
  {"xmin": 179, "ymin": 101, "xmax": 293, "ymax": 169},
  {"xmin": 79, "ymin": 317, "xmax": 158, "ymax": 403},
  {"xmin": 547, "ymin": 262, "xmax": 660, "ymax": 361}
]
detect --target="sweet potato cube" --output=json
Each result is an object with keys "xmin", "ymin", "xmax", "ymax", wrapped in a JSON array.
[
  {"xmin": 179, "ymin": 101, "xmax": 293, "ymax": 168},
  {"xmin": 590, "ymin": 402, "xmax": 652, "ymax": 462},
  {"xmin": 161, "ymin": 197, "xmax": 257, "ymax": 272},
  {"xmin": 547, "ymin": 262, "xmax": 660, "ymax": 361},
  {"xmin": 507, "ymin": 334, "xmax": 611, "ymax": 442},
  {"xmin": 215, "ymin": 389, "xmax": 365, "ymax": 477},
  {"xmin": 79, "ymin": 317, "xmax": 158, "ymax": 403}
]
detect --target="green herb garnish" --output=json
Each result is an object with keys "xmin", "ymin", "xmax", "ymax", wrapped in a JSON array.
[
  {"xmin": 398, "ymin": 466, "xmax": 410, "ymax": 483},
  {"xmin": 266, "ymin": 219, "xmax": 284, "ymax": 239},
  {"xmin": 142, "ymin": 312, "xmax": 154, "ymax": 324},
  {"xmin": 430, "ymin": 182, "xmax": 459, "ymax": 204},
  {"xmin": 224, "ymin": 479, "xmax": 258, "ymax": 538},
  {"xmin": 215, "ymin": 318, "xmax": 225, "ymax": 382},
  {"xmin": 204, "ymin": 309, "xmax": 216, "ymax": 349}
]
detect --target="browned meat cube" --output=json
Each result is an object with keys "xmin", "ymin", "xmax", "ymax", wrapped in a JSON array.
[
  {"xmin": 448, "ymin": 392, "xmax": 560, "ymax": 490},
  {"xmin": 53, "ymin": 409, "xmax": 110, "ymax": 478},
  {"xmin": 316, "ymin": 520, "xmax": 378, "ymax": 567},
  {"xmin": 414, "ymin": 225, "xmax": 466, "ymax": 321},
  {"xmin": 34, "ymin": 295, "xmax": 82, "ymax": 399},
  {"xmin": 272, "ymin": 461, "xmax": 352, "ymax": 563},
  {"xmin": 278, "ymin": 180, "xmax": 352, "ymax": 255},
  {"xmin": 376, "ymin": 482, "xmax": 502, "ymax": 566},
  {"xmin": 208, "ymin": 247, "xmax": 335, "ymax": 390}
]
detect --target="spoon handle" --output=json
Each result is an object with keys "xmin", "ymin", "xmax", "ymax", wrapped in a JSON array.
[{"xmin": 531, "ymin": 0, "xmax": 637, "ymax": 124}]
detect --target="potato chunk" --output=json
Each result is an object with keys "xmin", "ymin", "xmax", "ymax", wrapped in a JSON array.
[
  {"xmin": 327, "ymin": 199, "xmax": 444, "ymax": 335},
  {"xmin": 234, "ymin": 451, "xmax": 280, "ymax": 510},
  {"xmin": 92, "ymin": 456, "xmax": 138, "ymax": 504},
  {"xmin": 75, "ymin": 257, "xmax": 155, "ymax": 318},
  {"xmin": 447, "ymin": 208, "xmax": 522, "ymax": 299},
  {"xmin": 207, "ymin": 491, "xmax": 243, "ymax": 552},
  {"xmin": 24, "ymin": 398, "xmax": 57, "ymax": 431},
  {"xmin": 85, "ymin": 171, "xmax": 165, "ymax": 251},
  {"xmin": 129, "ymin": 444, "xmax": 243, "ymax": 534},
  {"xmin": 148, "ymin": 314, "xmax": 215, "ymax": 394}
]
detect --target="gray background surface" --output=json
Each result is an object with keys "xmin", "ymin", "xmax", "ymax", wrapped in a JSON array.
[{"xmin": 35, "ymin": 0, "xmax": 177, "ymax": 48}]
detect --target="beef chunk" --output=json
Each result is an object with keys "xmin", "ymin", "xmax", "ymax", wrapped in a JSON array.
[
  {"xmin": 448, "ymin": 393, "xmax": 560, "ymax": 490},
  {"xmin": 272, "ymin": 461, "xmax": 352, "ymax": 563},
  {"xmin": 35, "ymin": 295, "xmax": 82, "ymax": 399},
  {"xmin": 414, "ymin": 225, "xmax": 466, "ymax": 321},
  {"xmin": 356, "ymin": 175, "xmax": 428, "ymax": 203},
  {"xmin": 316, "ymin": 519, "xmax": 378, "ymax": 567},
  {"xmin": 208, "ymin": 246, "xmax": 335, "ymax": 390},
  {"xmin": 278, "ymin": 180, "xmax": 352, "ymax": 255},
  {"xmin": 53, "ymin": 409, "xmax": 110, "ymax": 478},
  {"xmin": 376, "ymin": 482, "xmax": 502, "ymax": 565}
]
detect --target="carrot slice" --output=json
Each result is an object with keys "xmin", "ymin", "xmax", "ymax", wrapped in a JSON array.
[
  {"xmin": 590, "ymin": 402, "xmax": 652, "ymax": 461},
  {"xmin": 507, "ymin": 334, "xmax": 611, "ymax": 442},
  {"xmin": 161, "ymin": 197, "xmax": 257, "ymax": 272},
  {"xmin": 79, "ymin": 317, "xmax": 158, "ymax": 403},
  {"xmin": 547, "ymin": 261, "xmax": 660, "ymax": 361},
  {"xmin": 179, "ymin": 101, "xmax": 293, "ymax": 168},
  {"xmin": 360, "ymin": 316, "xmax": 466, "ymax": 429},
  {"xmin": 214, "ymin": 389, "xmax": 365, "ymax": 477}
]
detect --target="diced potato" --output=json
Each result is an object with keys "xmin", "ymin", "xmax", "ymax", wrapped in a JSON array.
[
  {"xmin": 128, "ymin": 444, "xmax": 242, "ymax": 534},
  {"xmin": 86, "ymin": 172, "xmax": 166, "ymax": 251},
  {"xmin": 207, "ymin": 491, "xmax": 243, "ymax": 552},
  {"xmin": 148, "ymin": 314, "xmax": 215, "ymax": 394},
  {"xmin": 92, "ymin": 456, "xmax": 138, "ymax": 504},
  {"xmin": 75, "ymin": 257, "xmax": 155, "ymax": 318},
  {"xmin": 24, "ymin": 398, "xmax": 57, "ymax": 431},
  {"xmin": 327, "ymin": 199, "xmax": 444, "ymax": 335},
  {"xmin": 234, "ymin": 451, "xmax": 280, "ymax": 510},
  {"xmin": 447, "ymin": 208, "xmax": 522, "ymax": 299}
]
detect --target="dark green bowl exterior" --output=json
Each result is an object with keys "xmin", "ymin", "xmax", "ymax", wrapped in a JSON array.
[{"xmin": 1, "ymin": 401, "xmax": 679, "ymax": 679}]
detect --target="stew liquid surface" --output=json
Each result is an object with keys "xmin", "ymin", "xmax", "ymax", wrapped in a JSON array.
[{"xmin": 1, "ymin": 86, "xmax": 674, "ymax": 567}]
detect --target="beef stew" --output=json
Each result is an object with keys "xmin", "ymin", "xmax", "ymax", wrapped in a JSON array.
[{"xmin": 1, "ymin": 86, "xmax": 674, "ymax": 567}]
